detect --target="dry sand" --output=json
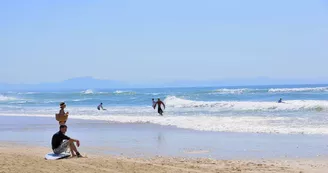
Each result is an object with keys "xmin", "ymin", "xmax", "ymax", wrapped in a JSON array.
[{"xmin": 0, "ymin": 143, "xmax": 327, "ymax": 173}]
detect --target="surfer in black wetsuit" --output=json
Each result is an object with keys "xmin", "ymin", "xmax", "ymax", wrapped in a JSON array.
[
  {"xmin": 97, "ymin": 103, "xmax": 106, "ymax": 110},
  {"xmin": 154, "ymin": 98, "xmax": 165, "ymax": 116}
]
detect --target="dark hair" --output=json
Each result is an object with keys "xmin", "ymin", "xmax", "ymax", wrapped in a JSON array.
[
  {"xmin": 60, "ymin": 125, "xmax": 67, "ymax": 129},
  {"xmin": 60, "ymin": 102, "xmax": 65, "ymax": 106}
]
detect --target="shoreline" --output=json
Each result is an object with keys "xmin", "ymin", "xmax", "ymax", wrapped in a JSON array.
[
  {"xmin": 1, "ymin": 115, "xmax": 328, "ymax": 160},
  {"xmin": 1, "ymin": 112, "xmax": 328, "ymax": 135}
]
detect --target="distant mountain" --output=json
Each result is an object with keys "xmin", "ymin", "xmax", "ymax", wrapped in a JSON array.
[
  {"xmin": 0, "ymin": 76, "xmax": 326, "ymax": 91},
  {"xmin": 0, "ymin": 77, "xmax": 130, "ymax": 91}
]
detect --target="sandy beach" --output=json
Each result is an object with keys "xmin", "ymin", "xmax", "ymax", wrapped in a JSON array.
[{"xmin": 1, "ymin": 143, "xmax": 328, "ymax": 173}]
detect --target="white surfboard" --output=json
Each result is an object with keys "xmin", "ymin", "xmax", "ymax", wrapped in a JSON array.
[{"xmin": 45, "ymin": 153, "xmax": 70, "ymax": 160}]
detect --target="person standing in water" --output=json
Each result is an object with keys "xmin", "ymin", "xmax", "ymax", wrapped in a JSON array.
[
  {"xmin": 278, "ymin": 98, "xmax": 283, "ymax": 103},
  {"xmin": 57, "ymin": 102, "xmax": 69, "ymax": 125},
  {"xmin": 152, "ymin": 98, "xmax": 156, "ymax": 109},
  {"xmin": 97, "ymin": 103, "xmax": 106, "ymax": 110},
  {"xmin": 154, "ymin": 98, "xmax": 165, "ymax": 116}
]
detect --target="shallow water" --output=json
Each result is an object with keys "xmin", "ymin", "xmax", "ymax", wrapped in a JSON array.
[
  {"xmin": 0, "ymin": 116, "xmax": 327, "ymax": 159},
  {"xmin": 1, "ymin": 84, "xmax": 328, "ymax": 134}
]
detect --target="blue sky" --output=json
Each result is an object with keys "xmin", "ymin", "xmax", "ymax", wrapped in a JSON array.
[{"xmin": 1, "ymin": 0, "xmax": 328, "ymax": 84}]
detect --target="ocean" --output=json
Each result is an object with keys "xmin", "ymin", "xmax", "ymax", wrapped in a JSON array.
[{"xmin": 1, "ymin": 84, "xmax": 328, "ymax": 135}]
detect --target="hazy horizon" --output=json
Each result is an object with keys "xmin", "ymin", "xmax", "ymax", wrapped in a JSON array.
[{"xmin": 0, "ymin": 76, "xmax": 327, "ymax": 91}]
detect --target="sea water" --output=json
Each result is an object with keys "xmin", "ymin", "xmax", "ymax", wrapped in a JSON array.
[{"xmin": 1, "ymin": 84, "xmax": 328, "ymax": 134}]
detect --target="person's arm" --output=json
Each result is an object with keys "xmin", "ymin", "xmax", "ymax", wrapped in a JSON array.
[
  {"xmin": 162, "ymin": 102, "xmax": 166, "ymax": 109},
  {"xmin": 64, "ymin": 134, "xmax": 80, "ymax": 147},
  {"xmin": 69, "ymin": 138, "xmax": 80, "ymax": 147},
  {"xmin": 154, "ymin": 102, "xmax": 157, "ymax": 109}
]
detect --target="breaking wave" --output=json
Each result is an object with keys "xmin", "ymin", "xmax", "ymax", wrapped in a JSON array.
[
  {"xmin": 0, "ymin": 95, "xmax": 18, "ymax": 102},
  {"xmin": 113, "ymin": 90, "xmax": 136, "ymax": 95},
  {"xmin": 81, "ymin": 89, "xmax": 94, "ymax": 94},
  {"xmin": 164, "ymin": 96, "xmax": 328, "ymax": 112},
  {"xmin": 268, "ymin": 87, "xmax": 328, "ymax": 93},
  {"xmin": 213, "ymin": 86, "xmax": 328, "ymax": 94},
  {"xmin": 1, "ymin": 111, "xmax": 327, "ymax": 134},
  {"xmin": 214, "ymin": 88, "xmax": 262, "ymax": 94}
]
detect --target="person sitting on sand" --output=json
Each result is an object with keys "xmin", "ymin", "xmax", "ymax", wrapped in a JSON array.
[
  {"xmin": 57, "ymin": 102, "xmax": 69, "ymax": 125},
  {"xmin": 154, "ymin": 98, "xmax": 166, "ymax": 116},
  {"xmin": 97, "ymin": 103, "xmax": 106, "ymax": 110},
  {"xmin": 52, "ymin": 125, "xmax": 82, "ymax": 157}
]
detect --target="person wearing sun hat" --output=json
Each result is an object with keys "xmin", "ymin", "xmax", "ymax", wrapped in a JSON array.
[{"xmin": 56, "ymin": 102, "xmax": 69, "ymax": 125}]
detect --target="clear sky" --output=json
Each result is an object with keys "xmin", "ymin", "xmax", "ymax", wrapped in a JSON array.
[{"xmin": 1, "ymin": 0, "xmax": 328, "ymax": 84}]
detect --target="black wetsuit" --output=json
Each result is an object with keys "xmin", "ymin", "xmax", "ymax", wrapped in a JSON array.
[
  {"xmin": 158, "ymin": 106, "xmax": 163, "ymax": 115},
  {"xmin": 156, "ymin": 101, "xmax": 164, "ymax": 115}
]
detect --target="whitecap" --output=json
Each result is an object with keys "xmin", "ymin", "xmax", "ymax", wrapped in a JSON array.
[
  {"xmin": 163, "ymin": 96, "xmax": 328, "ymax": 112},
  {"xmin": 81, "ymin": 89, "xmax": 94, "ymax": 94},
  {"xmin": 269, "ymin": 87, "xmax": 328, "ymax": 93},
  {"xmin": 0, "ymin": 95, "xmax": 18, "ymax": 101}
]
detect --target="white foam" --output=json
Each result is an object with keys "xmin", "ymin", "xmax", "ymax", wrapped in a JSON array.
[
  {"xmin": 17, "ymin": 92, "xmax": 38, "ymax": 95},
  {"xmin": 0, "ymin": 103, "xmax": 327, "ymax": 134},
  {"xmin": 94, "ymin": 115, "xmax": 328, "ymax": 134},
  {"xmin": 164, "ymin": 96, "xmax": 328, "ymax": 111},
  {"xmin": 214, "ymin": 88, "xmax": 258, "ymax": 94},
  {"xmin": 114, "ymin": 90, "xmax": 124, "ymax": 94},
  {"xmin": 26, "ymin": 92, "xmax": 38, "ymax": 94},
  {"xmin": 146, "ymin": 93, "xmax": 161, "ymax": 96},
  {"xmin": 72, "ymin": 98, "xmax": 91, "ymax": 102},
  {"xmin": 0, "ymin": 95, "xmax": 18, "ymax": 101},
  {"xmin": 81, "ymin": 89, "xmax": 94, "ymax": 94},
  {"xmin": 213, "ymin": 86, "xmax": 328, "ymax": 94},
  {"xmin": 43, "ymin": 100, "xmax": 58, "ymax": 104},
  {"xmin": 269, "ymin": 87, "xmax": 328, "ymax": 93},
  {"xmin": 113, "ymin": 90, "xmax": 136, "ymax": 95},
  {"xmin": 1, "ymin": 112, "xmax": 327, "ymax": 135}
]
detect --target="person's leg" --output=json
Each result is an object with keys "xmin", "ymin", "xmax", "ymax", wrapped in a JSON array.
[
  {"xmin": 53, "ymin": 140, "xmax": 70, "ymax": 154},
  {"xmin": 158, "ymin": 107, "xmax": 163, "ymax": 115},
  {"xmin": 69, "ymin": 141, "xmax": 76, "ymax": 156},
  {"xmin": 68, "ymin": 140, "xmax": 81, "ymax": 157},
  {"xmin": 158, "ymin": 107, "xmax": 161, "ymax": 115}
]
